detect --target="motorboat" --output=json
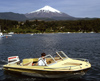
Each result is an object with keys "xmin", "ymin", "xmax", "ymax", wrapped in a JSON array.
[
  {"xmin": 0, "ymin": 32, "xmax": 4, "ymax": 38},
  {"xmin": 3, "ymin": 51, "xmax": 91, "ymax": 79},
  {"xmin": 0, "ymin": 26, "xmax": 4, "ymax": 38},
  {"xmin": 0, "ymin": 32, "xmax": 12, "ymax": 38}
]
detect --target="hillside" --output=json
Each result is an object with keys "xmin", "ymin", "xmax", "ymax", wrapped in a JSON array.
[{"xmin": 0, "ymin": 12, "xmax": 27, "ymax": 21}]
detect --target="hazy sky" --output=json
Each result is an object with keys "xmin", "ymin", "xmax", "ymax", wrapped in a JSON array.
[{"xmin": 0, "ymin": 0, "xmax": 100, "ymax": 18}]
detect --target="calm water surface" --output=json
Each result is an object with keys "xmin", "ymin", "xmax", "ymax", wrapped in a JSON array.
[{"xmin": 0, "ymin": 33, "xmax": 100, "ymax": 81}]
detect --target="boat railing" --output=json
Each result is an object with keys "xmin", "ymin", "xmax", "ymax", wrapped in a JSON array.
[{"xmin": 72, "ymin": 58, "xmax": 89, "ymax": 63}]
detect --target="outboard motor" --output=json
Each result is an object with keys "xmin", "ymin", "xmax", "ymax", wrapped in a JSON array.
[{"xmin": 8, "ymin": 56, "xmax": 20, "ymax": 64}]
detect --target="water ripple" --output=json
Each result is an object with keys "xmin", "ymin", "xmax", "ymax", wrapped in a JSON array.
[{"xmin": 0, "ymin": 33, "xmax": 100, "ymax": 81}]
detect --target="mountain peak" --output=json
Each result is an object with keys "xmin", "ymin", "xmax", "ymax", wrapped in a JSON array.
[
  {"xmin": 25, "ymin": 6, "xmax": 75, "ymax": 20},
  {"xmin": 29, "ymin": 5, "xmax": 61, "ymax": 14}
]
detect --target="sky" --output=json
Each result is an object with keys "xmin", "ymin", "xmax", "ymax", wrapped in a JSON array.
[{"xmin": 0, "ymin": 0, "xmax": 100, "ymax": 18}]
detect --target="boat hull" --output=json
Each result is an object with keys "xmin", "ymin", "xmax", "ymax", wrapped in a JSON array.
[
  {"xmin": 21, "ymin": 70, "xmax": 86, "ymax": 79},
  {"xmin": 3, "ymin": 67, "xmax": 90, "ymax": 79}
]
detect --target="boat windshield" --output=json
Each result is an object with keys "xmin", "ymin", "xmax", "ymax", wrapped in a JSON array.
[
  {"xmin": 56, "ymin": 51, "xmax": 68, "ymax": 60},
  {"xmin": 45, "ymin": 54, "xmax": 57, "ymax": 66},
  {"xmin": 42, "ymin": 51, "xmax": 69, "ymax": 66}
]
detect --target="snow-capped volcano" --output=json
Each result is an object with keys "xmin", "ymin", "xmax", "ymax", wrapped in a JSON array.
[
  {"xmin": 30, "ymin": 5, "xmax": 61, "ymax": 14},
  {"xmin": 25, "ymin": 5, "xmax": 75, "ymax": 20}
]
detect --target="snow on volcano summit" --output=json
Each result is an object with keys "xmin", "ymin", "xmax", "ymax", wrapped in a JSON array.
[
  {"xmin": 29, "ymin": 5, "xmax": 61, "ymax": 14},
  {"xmin": 25, "ymin": 5, "xmax": 75, "ymax": 20}
]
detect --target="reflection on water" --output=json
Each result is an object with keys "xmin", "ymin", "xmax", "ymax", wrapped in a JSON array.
[{"xmin": 0, "ymin": 33, "xmax": 100, "ymax": 81}]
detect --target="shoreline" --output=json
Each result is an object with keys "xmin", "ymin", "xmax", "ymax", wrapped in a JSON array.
[{"xmin": 3, "ymin": 31, "xmax": 100, "ymax": 35}]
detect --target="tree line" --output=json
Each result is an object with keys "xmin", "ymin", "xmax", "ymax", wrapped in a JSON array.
[{"xmin": 0, "ymin": 19, "xmax": 100, "ymax": 33}]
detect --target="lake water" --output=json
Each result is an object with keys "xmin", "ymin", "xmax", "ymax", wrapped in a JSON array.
[{"xmin": 0, "ymin": 33, "xmax": 100, "ymax": 81}]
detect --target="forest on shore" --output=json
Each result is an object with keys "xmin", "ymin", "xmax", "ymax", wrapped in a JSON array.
[{"xmin": 0, "ymin": 19, "xmax": 100, "ymax": 33}]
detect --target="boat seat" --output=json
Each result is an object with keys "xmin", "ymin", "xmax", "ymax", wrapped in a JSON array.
[
  {"xmin": 22, "ymin": 58, "xmax": 38, "ymax": 66},
  {"xmin": 46, "ymin": 58, "xmax": 55, "ymax": 65},
  {"xmin": 23, "ymin": 62, "xmax": 33, "ymax": 66},
  {"xmin": 34, "ymin": 62, "xmax": 38, "ymax": 66}
]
